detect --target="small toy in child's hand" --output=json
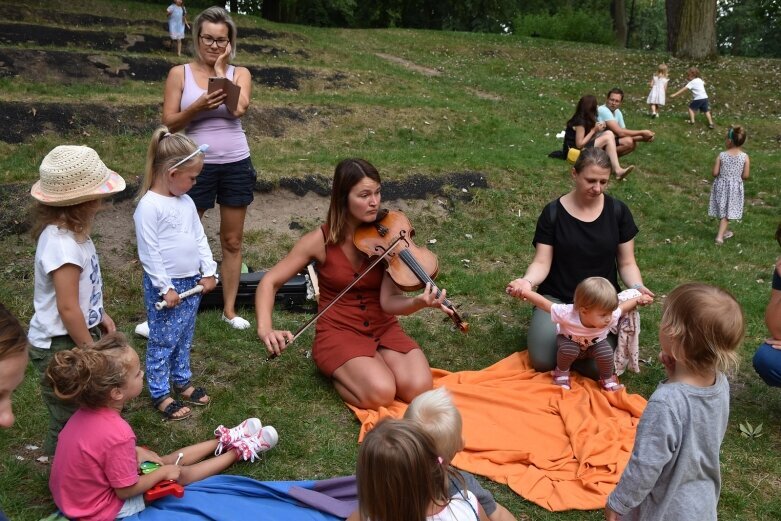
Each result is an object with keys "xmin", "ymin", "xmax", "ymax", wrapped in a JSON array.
[{"xmin": 140, "ymin": 460, "xmax": 185, "ymax": 502}]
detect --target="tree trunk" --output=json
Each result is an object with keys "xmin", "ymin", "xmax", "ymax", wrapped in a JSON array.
[
  {"xmin": 666, "ymin": 0, "xmax": 718, "ymax": 59},
  {"xmin": 613, "ymin": 0, "xmax": 628, "ymax": 47}
]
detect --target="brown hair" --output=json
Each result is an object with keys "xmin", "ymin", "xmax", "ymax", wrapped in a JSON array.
[
  {"xmin": 567, "ymin": 95, "xmax": 598, "ymax": 133},
  {"xmin": 0, "ymin": 303, "xmax": 28, "ymax": 361},
  {"xmin": 356, "ymin": 419, "xmax": 450, "ymax": 521},
  {"xmin": 192, "ymin": 6, "xmax": 237, "ymax": 62},
  {"xmin": 573, "ymin": 147, "xmax": 611, "ymax": 174},
  {"xmin": 137, "ymin": 127, "xmax": 201, "ymax": 201},
  {"xmin": 404, "ymin": 387, "xmax": 463, "ymax": 461},
  {"xmin": 727, "ymin": 125, "xmax": 746, "ymax": 147},
  {"xmin": 31, "ymin": 199, "xmax": 100, "ymax": 242},
  {"xmin": 606, "ymin": 87, "xmax": 624, "ymax": 101},
  {"xmin": 325, "ymin": 158, "xmax": 381, "ymax": 245},
  {"xmin": 574, "ymin": 277, "xmax": 618, "ymax": 311},
  {"xmin": 46, "ymin": 333, "xmax": 135, "ymax": 409},
  {"xmin": 660, "ymin": 283, "xmax": 744, "ymax": 375},
  {"xmin": 687, "ymin": 67, "xmax": 701, "ymax": 79}
]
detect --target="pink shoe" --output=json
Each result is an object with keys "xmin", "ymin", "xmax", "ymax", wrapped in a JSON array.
[
  {"xmin": 233, "ymin": 426, "xmax": 279, "ymax": 462},
  {"xmin": 214, "ymin": 418, "xmax": 262, "ymax": 455},
  {"xmin": 600, "ymin": 375, "xmax": 624, "ymax": 392},
  {"xmin": 551, "ymin": 368, "xmax": 571, "ymax": 390}
]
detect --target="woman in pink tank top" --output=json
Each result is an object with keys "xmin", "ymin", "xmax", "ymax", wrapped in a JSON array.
[
  {"xmin": 162, "ymin": 6, "xmax": 255, "ymax": 330},
  {"xmin": 255, "ymin": 159, "xmax": 455, "ymax": 409}
]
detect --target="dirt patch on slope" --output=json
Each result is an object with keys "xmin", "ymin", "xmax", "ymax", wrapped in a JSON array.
[
  {"xmin": 0, "ymin": 4, "xmax": 281, "ymax": 39},
  {"xmin": 0, "ymin": 49, "xmax": 316, "ymax": 88},
  {"xmin": 0, "ymin": 101, "xmax": 326, "ymax": 144},
  {"xmin": 375, "ymin": 53, "xmax": 441, "ymax": 76},
  {"xmin": 0, "ymin": 172, "xmax": 487, "ymax": 272}
]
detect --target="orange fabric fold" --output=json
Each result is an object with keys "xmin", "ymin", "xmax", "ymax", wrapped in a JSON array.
[{"xmin": 348, "ymin": 351, "xmax": 647, "ymax": 512}]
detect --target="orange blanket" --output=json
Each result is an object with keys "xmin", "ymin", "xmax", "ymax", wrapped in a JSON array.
[{"xmin": 348, "ymin": 352, "xmax": 647, "ymax": 512}]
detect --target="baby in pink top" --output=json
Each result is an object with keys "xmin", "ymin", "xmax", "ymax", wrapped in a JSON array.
[{"xmin": 512, "ymin": 276, "xmax": 652, "ymax": 391}]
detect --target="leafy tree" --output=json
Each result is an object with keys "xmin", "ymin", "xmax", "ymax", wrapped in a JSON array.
[{"xmin": 717, "ymin": 0, "xmax": 781, "ymax": 57}]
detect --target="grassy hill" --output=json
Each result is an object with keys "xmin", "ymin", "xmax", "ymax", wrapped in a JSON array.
[{"xmin": 1, "ymin": 0, "xmax": 780, "ymax": 519}]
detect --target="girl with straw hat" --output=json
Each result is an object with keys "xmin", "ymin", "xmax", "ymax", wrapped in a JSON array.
[{"xmin": 27, "ymin": 144, "xmax": 126, "ymax": 455}]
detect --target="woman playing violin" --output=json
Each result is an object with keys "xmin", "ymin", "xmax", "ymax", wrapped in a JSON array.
[{"xmin": 255, "ymin": 159, "xmax": 453, "ymax": 409}]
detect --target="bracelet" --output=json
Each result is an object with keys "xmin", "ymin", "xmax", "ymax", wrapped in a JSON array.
[
  {"xmin": 523, "ymin": 278, "xmax": 535, "ymax": 288},
  {"xmin": 631, "ymin": 283, "xmax": 645, "ymax": 290}
]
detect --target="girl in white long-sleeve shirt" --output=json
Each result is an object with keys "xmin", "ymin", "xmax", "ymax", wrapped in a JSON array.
[{"xmin": 134, "ymin": 127, "xmax": 217, "ymax": 420}]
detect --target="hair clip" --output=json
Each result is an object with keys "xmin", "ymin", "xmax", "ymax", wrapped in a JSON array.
[
  {"xmin": 164, "ymin": 132, "xmax": 172, "ymax": 137},
  {"xmin": 728, "ymin": 128, "xmax": 734, "ymax": 141},
  {"xmin": 170, "ymin": 144, "xmax": 209, "ymax": 170},
  {"xmin": 437, "ymin": 456, "xmax": 444, "ymax": 465}
]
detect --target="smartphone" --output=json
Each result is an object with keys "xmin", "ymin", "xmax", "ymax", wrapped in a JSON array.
[{"xmin": 207, "ymin": 77, "xmax": 240, "ymax": 113}]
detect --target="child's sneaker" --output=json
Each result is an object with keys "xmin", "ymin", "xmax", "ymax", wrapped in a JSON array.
[
  {"xmin": 600, "ymin": 375, "xmax": 625, "ymax": 392},
  {"xmin": 214, "ymin": 418, "xmax": 262, "ymax": 455},
  {"xmin": 551, "ymin": 368, "xmax": 571, "ymax": 390},
  {"xmin": 233, "ymin": 426, "xmax": 278, "ymax": 462}
]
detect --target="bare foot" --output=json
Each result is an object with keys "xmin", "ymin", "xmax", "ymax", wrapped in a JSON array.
[{"xmin": 616, "ymin": 165, "xmax": 635, "ymax": 180}]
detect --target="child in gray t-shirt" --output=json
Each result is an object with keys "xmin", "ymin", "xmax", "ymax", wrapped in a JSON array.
[
  {"xmin": 405, "ymin": 388, "xmax": 517, "ymax": 521},
  {"xmin": 606, "ymin": 283, "xmax": 745, "ymax": 521}
]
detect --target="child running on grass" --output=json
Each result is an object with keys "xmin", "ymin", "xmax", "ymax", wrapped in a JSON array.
[
  {"xmin": 348, "ymin": 418, "xmax": 490, "ymax": 521},
  {"xmin": 134, "ymin": 127, "xmax": 217, "ymax": 420},
  {"xmin": 405, "ymin": 388, "xmax": 516, "ymax": 521},
  {"xmin": 47, "ymin": 332, "xmax": 277, "ymax": 520},
  {"xmin": 605, "ymin": 283, "xmax": 744, "ymax": 520},
  {"xmin": 27, "ymin": 144, "xmax": 126, "ymax": 455},
  {"xmin": 511, "ymin": 276, "xmax": 652, "ymax": 391},
  {"xmin": 646, "ymin": 63, "xmax": 668, "ymax": 118},
  {"xmin": 709, "ymin": 125, "xmax": 750, "ymax": 245},
  {"xmin": 670, "ymin": 67, "xmax": 715, "ymax": 128}
]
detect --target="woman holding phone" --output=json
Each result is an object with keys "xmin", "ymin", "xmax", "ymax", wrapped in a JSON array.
[{"xmin": 162, "ymin": 6, "xmax": 255, "ymax": 330}]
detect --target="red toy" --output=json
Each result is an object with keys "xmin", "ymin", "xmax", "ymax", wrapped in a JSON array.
[{"xmin": 144, "ymin": 480, "xmax": 185, "ymax": 502}]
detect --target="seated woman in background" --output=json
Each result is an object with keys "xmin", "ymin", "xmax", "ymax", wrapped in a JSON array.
[
  {"xmin": 506, "ymin": 147, "xmax": 653, "ymax": 379},
  {"xmin": 563, "ymin": 95, "xmax": 634, "ymax": 180},
  {"xmin": 753, "ymin": 223, "xmax": 781, "ymax": 387}
]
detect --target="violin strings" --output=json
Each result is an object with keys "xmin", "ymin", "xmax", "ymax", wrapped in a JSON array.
[{"xmin": 398, "ymin": 249, "xmax": 452, "ymax": 308}]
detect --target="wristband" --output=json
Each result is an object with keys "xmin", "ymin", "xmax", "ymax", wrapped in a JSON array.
[{"xmin": 631, "ymin": 283, "xmax": 644, "ymax": 290}]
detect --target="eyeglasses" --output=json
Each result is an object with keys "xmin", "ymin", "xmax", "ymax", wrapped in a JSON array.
[
  {"xmin": 200, "ymin": 36, "xmax": 230, "ymax": 48},
  {"xmin": 170, "ymin": 144, "xmax": 209, "ymax": 171}
]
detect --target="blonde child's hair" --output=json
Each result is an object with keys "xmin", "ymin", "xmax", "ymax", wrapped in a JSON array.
[
  {"xmin": 0, "ymin": 303, "xmax": 28, "ymax": 361},
  {"xmin": 137, "ymin": 127, "xmax": 200, "ymax": 201},
  {"xmin": 660, "ymin": 283, "xmax": 744, "ymax": 375},
  {"xmin": 727, "ymin": 125, "xmax": 746, "ymax": 147},
  {"xmin": 404, "ymin": 387, "xmax": 463, "ymax": 461},
  {"xmin": 31, "ymin": 199, "xmax": 100, "ymax": 241},
  {"xmin": 573, "ymin": 277, "xmax": 618, "ymax": 312},
  {"xmin": 656, "ymin": 63, "xmax": 668, "ymax": 77},
  {"xmin": 46, "ymin": 333, "xmax": 135, "ymax": 409},
  {"xmin": 356, "ymin": 418, "xmax": 450, "ymax": 521},
  {"xmin": 687, "ymin": 66, "xmax": 701, "ymax": 79}
]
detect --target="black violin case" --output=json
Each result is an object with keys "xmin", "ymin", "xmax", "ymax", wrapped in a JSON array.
[{"xmin": 198, "ymin": 270, "xmax": 313, "ymax": 312}]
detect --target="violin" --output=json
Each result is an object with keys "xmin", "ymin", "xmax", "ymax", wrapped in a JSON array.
[
  {"xmin": 270, "ymin": 209, "xmax": 467, "ymax": 358},
  {"xmin": 353, "ymin": 209, "xmax": 468, "ymax": 333}
]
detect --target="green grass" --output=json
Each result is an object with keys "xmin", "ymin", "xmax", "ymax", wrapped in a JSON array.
[{"xmin": 1, "ymin": 0, "xmax": 781, "ymax": 519}]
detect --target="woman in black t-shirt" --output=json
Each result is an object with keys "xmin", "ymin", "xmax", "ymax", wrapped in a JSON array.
[
  {"xmin": 564, "ymin": 95, "xmax": 634, "ymax": 180},
  {"xmin": 506, "ymin": 148, "xmax": 654, "ymax": 378}
]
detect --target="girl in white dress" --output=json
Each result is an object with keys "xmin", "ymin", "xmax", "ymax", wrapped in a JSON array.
[
  {"xmin": 709, "ymin": 126, "xmax": 750, "ymax": 244},
  {"xmin": 646, "ymin": 63, "xmax": 668, "ymax": 117}
]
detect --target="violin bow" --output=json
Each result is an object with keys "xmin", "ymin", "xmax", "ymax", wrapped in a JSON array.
[{"xmin": 268, "ymin": 235, "xmax": 406, "ymax": 359}]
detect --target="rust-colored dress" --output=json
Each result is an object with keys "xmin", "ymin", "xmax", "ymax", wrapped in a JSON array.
[{"xmin": 313, "ymin": 225, "xmax": 420, "ymax": 376}]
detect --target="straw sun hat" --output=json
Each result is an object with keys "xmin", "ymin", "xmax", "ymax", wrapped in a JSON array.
[{"xmin": 30, "ymin": 145, "xmax": 126, "ymax": 206}]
